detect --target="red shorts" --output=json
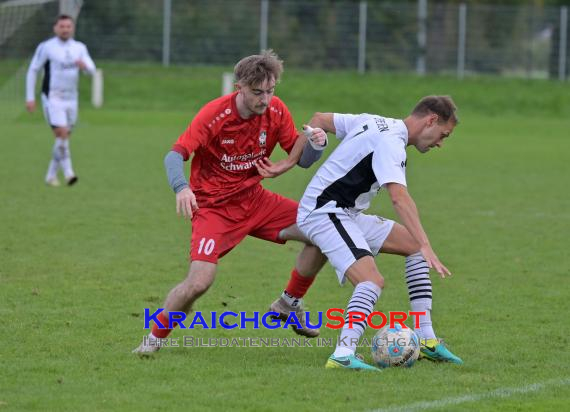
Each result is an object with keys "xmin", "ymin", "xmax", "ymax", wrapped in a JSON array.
[{"xmin": 190, "ymin": 185, "xmax": 298, "ymax": 263}]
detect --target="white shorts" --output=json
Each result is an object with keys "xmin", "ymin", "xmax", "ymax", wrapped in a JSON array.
[
  {"xmin": 298, "ymin": 211, "xmax": 395, "ymax": 284},
  {"xmin": 41, "ymin": 94, "xmax": 77, "ymax": 128}
]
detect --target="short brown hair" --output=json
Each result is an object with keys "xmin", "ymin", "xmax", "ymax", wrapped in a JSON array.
[
  {"xmin": 234, "ymin": 49, "xmax": 284, "ymax": 87},
  {"xmin": 55, "ymin": 14, "xmax": 74, "ymax": 24},
  {"xmin": 412, "ymin": 95, "xmax": 458, "ymax": 124}
]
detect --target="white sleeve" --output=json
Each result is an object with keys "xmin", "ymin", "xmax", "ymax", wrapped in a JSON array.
[
  {"xmin": 371, "ymin": 137, "xmax": 407, "ymax": 188},
  {"xmin": 80, "ymin": 43, "xmax": 96, "ymax": 75},
  {"xmin": 333, "ymin": 113, "xmax": 362, "ymax": 140},
  {"xmin": 26, "ymin": 43, "xmax": 48, "ymax": 102}
]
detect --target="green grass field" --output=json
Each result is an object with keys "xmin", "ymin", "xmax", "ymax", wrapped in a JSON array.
[{"xmin": 1, "ymin": 64, "xmax": 569, "ymax": 411}]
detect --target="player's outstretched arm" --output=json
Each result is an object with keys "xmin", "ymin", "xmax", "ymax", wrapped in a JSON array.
[
  {"xmin": 306, "ymin": 112, "xmax": 336, "ymax": 134},
  {"xmin": 385, "ymin": 182, "xmax": 451, "ymax": 278},
  {"xmin": 255, "ymin": 133, "xmax": 308, "ymax": 178},
  {"xmin": 164, "ymin": 150, "xmax": 198, "ymax": 218}
]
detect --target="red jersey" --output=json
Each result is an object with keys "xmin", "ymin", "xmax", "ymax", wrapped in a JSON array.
[{"xmin": 173, "ymin": 92, "xmax": 299, "ymax": 207}]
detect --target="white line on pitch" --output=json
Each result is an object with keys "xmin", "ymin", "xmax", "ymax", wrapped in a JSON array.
[{"xmin": 368, "ymin": 377, "xmax": 570, "ymax": 412}]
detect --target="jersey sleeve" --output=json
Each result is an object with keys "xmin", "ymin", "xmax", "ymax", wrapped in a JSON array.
[
  {"xmin": 26, "ymin": 42, "xmax": 48, "ymax": 102},
  {"xmin": 172, "ymin": 111, "xmax": 212, "ymax": 161},
  {"xmin": 371, "ymin": 136, "xmax": 407, "ymax": 188},
  {"xmin": 80, "ymin": 43, "xmax": 96, "ymax": 75},
  {"xmin": 333, "ymin": 113, "xmax": 367, "ymax": 140},
  {"xmin": 276, "ymin": 101, "xmax": 299, "ymax": 154}
]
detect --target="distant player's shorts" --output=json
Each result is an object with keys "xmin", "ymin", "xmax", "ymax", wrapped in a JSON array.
[
  {"xmin": 189, "ymin": 185, "xmax": 298, "ymax": 264},
  {"xmin": 41, "ymin": 94, "xmax": 77, "ymax": 128},
  {"xmin": 297, "ymin": 211, "xmax": 394, "ymax": 284}
]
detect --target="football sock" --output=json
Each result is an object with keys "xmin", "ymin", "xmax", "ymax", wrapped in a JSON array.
[
  {"xmin": 46, "ymin": 140, "xmax": 63, "ymax": 181},
  {"xmin": 45, "ymin": 159, "xmax": 59, "ymax": 181},
  {"xmin": 281, "ymin": 268, "xmax": 315, "ymax": 308},
  {"xmin": 151, "ymin": 311, "xmax": 177, "ymax": 339},
  {"xmin": 405, "ymin": 252, "xmax": 436, "ymax": 340},
  {"xmin": 57, "ymin": 138, "xmax": 75, "ymax": 179},
  {"xmin": 333, "ymin": 281, "xmax": 381, "ymax": 358}
]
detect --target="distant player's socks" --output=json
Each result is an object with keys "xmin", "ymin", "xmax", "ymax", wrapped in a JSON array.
[
  {"xmin": 281, "ymin": 268, "xmax": 315, "ymax": 308},
  {"xmin": 333, "ymin": 281, "xmax": 381, "ymax": 358},
  {"xmin": 58, "ymin": 138, "xmax": 76, "ymax": 180},
  {"xmin": 46, "ymin": 140, "xmax": 63, "ymax": 183},
  {"xmin": 45, "ymin": 159, "xmax": 59, "ymax": 182},
  {"xmin": 405, "ymin": 253, "xmax": 435, "ymax": 340}
]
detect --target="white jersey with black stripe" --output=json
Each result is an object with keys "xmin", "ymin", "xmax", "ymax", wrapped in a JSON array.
[
  {"xmin": 297, "ymin": 113, "xmax": 409, "ymax": 222},
  {"xmin": 26, "ymin": 37, "xmax": 96, "ymax": 101}
]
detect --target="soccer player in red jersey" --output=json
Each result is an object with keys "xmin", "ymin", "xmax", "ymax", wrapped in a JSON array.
[{"xmin": 134, "ymin": 50, "xmax": 328, "ymax": 353}]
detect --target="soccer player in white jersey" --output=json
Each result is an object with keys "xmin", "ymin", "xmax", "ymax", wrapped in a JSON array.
[
  {"xmin": 296, "ymin": 96, "xmax": 463, "ymax": 370},
  {"xmin": 25, "ymin": 14, "xmax": 96, "ymax": 187}
]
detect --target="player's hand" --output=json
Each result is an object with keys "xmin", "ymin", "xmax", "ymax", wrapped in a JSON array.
[
  {"xmin": 255, "ymin": 157, "xmax": 292, "ymax": 178},
  {"xmin": 303, "ymin": 125, "xmax": 327, "ymax": 148},
  {"xmin": 420, "ymin": 245, "xmax": 452, "ymax": 278},
  {"xmin": 75, "ymin": 60, "xmax": 87, "ymax": 70},
  {"xmin": 26, "ymin": 101, "xmax": 36, "ymax": 113},
  {"xmin": 303, "ymin": 124, "xmax": 328, "ymax": 151},
  {"xmin": 176, "ymin": 187, "xmax": 198, "ymax": 219}
]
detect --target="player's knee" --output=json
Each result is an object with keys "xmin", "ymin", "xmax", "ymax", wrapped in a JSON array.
[{"xmin": 180, "ymin": 279, "xmax": 211, "ymax": 301}]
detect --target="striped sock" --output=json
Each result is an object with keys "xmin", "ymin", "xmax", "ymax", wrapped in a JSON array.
[
  {"xmin": 405, "ymin": 252, "xmax": 435, "ymax": 340},
  {"xmin": 333, "ymin": 281, "xmax": 381, "ymax": 357}
]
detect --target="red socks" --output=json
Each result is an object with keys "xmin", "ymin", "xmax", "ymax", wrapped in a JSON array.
[
  {"xmin": 151, "ymin": 311, "xmax": 176, "ymax": 339},
  {"xmin": 285, "ymin": 268, "xmax": 315, "ymax": 298}
]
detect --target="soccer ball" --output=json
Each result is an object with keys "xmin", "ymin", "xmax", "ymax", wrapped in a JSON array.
[{"xmin": 371, "ymin": 324, "xmax": 420, "ymax": 368}]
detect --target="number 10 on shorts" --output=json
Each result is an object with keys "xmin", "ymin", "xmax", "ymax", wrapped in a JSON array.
[{"xmin": 198, "ymin": 238, "xmax": 215, "ymax": 255}]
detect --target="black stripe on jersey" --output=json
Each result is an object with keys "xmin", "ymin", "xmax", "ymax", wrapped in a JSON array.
[
  {"xmin": 42, "ymin": 60, "xmax": 50, "ymax": 96},
  {"xmin": 328, "ymin": 213, "xmax": 373, "ymax": 260},
  {"xmin": 315, "ymin": 152, "xmax": 375, "ymax": 210}
]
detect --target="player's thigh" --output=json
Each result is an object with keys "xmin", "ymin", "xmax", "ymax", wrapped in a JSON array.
[
  {"xmin": 355, "ymin": 214, "xmax": 395, "ymax": 255},
  {"xmin": 298, "ymin": 212, "xmax": 373, "ymax": 284},
  {"xmin": 345, "ymin": 255, "xmax": 384, "ymax": 288},
  {"xmin": 277, "ymin": 223, "xmax": 311, "ymax": 243},
  {"xmin": 248, "ymin": 189, "xmax": 298, "ymax": 244},
  {"xmin": 66, "ymin": 100, "xmax": 78, "ymax": 129},
  {"xmin": 190, "ymin": 208, "xmax": 249, "ymax": 264},
  {"xmin": 379, "ymin": 222, "xmax": 420, "ymax": 256},
  {"xmin": 44, "ymin": 97, "xmax": 70, "ymax": 129}
]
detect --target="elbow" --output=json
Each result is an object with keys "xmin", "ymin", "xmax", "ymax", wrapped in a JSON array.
[
  {"xmin": 386, "ymin": 185, "xmax": 409, "ymax": 208},
  {"xmin": 390, "ymin": 196, "xmax": 403, "ymax": 209},
  {"xmin": 164, "ymin": 150, "xmax": 183, "ymax": 166},
  {"xmin": 296, "ymin": 159, "xmax": 311, "ymax": 169}
]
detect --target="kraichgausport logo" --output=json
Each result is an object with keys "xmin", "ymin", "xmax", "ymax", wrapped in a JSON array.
[{"xmin": 144, "ymin": 309, "xmax": 425, "ymax": 330}]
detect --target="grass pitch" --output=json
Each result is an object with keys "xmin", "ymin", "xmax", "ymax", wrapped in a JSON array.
[{"xmin": 1, "ymin": 64, "xmax": 569, "ymax": 411}]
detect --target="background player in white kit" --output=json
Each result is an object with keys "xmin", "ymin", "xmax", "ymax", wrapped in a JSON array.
[
  {"xmin": 297, "ymin": 96, "xmax": 463, "ymax": 370},
  {"xmin": 26, "ymin": 14, "xmax": 96, "ymax": 186}
]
